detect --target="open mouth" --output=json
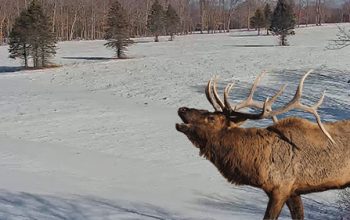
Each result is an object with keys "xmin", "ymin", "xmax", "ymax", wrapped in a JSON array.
[
  {"xmin": 176, "ymin": 121, "xmax": 190, "ymax": 132},
  {"xmin": 176, "ymin": 108, "xmax": 191, "ymax": 132}
]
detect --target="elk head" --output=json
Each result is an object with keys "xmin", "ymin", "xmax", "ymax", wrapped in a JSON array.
[{"xmin": 176, "ymin": 70, "xmax": 335, "ymax": 149}]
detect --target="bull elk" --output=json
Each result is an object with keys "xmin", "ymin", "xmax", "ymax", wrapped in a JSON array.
[{"xmin": 175, "ymin": 71, "xmax": 350, "ymax": 219}]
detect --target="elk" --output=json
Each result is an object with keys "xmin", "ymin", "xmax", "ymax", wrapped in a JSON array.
[{"xmin": 175, "ymin": 71, "xmax": 350, "ymax": 220}]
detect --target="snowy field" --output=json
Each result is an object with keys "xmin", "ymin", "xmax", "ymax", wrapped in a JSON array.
[{"xmin": 0, "ymin": 24, "xmax": 349, "ymax": 219}]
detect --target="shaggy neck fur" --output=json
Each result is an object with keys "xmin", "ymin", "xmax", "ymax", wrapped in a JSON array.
[{"xmin": 198, "ymin": 126, "xmax": 270, "ymax": 188}]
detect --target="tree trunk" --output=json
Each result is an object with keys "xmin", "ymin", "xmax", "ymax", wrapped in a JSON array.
[
  {"xmin": 297, "ymin": 0, "xmax": 302, "ymax": 27},
  {"xmin": 24, "ymin": 44, "xmax": 28, "ymax": 68},
  {"xmin": 247, "ymin": 2, "xmax": 251, "ymax": 30},
  {"xmin": 280, "ymin": 34, "xmax": 287, "ymax": 46},
  {"xmin": 117, "ymin": 48, "xmax": 122, "ymax": 58},
  {"xmin": 200, "ymin": 0, "xmax": 205, "ymax": 34},
  {"xmin": 52, "ymin": 1, "xmax": 57, "ymax": 33},
  {"xmin": 305, "ymin": 0, "xmax": 309, "ymax": 26},
  {"xmin": 0, "ymin": 17, "xmax": 5, "ymax": 45},
  {"xmin": 33, "ymin": 46, "xmax": 40, "ymax": 68},
  {"xmin": 155, "ymin": 34, "xmax": 159, "ymax": 42},
  {"xmin": 316, "ymin": 0, "xmax": 322, "ymax": 26},
  {"xmin": 69, "ymin": 12, "xmax": 78, "ymax": 41},
  {"xmin": 42, "ymin": 53, "xmax": 45, "ymax": 67}
]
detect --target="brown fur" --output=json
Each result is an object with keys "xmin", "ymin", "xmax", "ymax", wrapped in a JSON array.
[{"xmin": 176, "ymin": 107, "xmax": 350, "ymax": 220}]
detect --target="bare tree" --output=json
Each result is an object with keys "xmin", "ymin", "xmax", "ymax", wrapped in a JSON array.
[
  {"xmin": 227, "ymin": 0, "xmax": 242, "ymax": 32},
  {"xmin": 328, "ymin": 26, "xmax": 350, "ymax": 49},
  {"xmin": 315, "ymin": 0, "xmax": 322, "ymax": 25}
]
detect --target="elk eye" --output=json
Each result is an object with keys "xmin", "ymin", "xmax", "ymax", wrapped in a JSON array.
[{"xmin": 207, "ymin": 115, "xmax": 215, "ymax": 122}]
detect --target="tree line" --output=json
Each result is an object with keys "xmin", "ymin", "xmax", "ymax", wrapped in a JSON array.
[
  {"xmin": 8, "ymin": 0, "xmax": 181, "ymax": 67},
  {"xmin": 5, "ymin": 0, "xmax": 347, "ymax": 68},
  {"xmin": 0, "ymin": 0, "xmax": 348, "ymax": 45}
]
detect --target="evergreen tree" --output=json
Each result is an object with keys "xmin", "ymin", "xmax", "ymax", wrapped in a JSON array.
[
  {"xmin": 264, "ymin": 4, "xmax": 272, "ymax": 35},
  {"xmin": 27, "ymin": 0, "xmax": 56, "ymax": 68},
  {"xmin": 165, "ymin": 4, "xmax": 180, "ymax": 41},
  {"xmin": 8, "ymin": 10, "xmax": 31, "ymax": 68},
  {"xmin": 250, "ymin": 9, "xmax": 265, "ymax": 36},
  {"xmin": 147, "ymin": 0, "xmax": 164, "ymax": 42},
  {"xmin": 9, "ymin": 0, "xmax": 56, "ymax": 68},
  {"xmin": 104, "ymin": 0, "xmax": 133, "ymax": 58},
  {"xmin": 270, "ymin": 0, "xmax": 296, "ymax": 46}
]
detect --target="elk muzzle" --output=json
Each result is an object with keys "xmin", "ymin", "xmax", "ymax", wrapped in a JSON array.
[{"xmin": 176, "ymin": 107, "xmax": 191, "ymax": 133}]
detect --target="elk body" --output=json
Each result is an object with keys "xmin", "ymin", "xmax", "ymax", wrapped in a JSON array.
[{"xmin": 176, "ymin": 71, "xmax": 350, "ymax": 220}]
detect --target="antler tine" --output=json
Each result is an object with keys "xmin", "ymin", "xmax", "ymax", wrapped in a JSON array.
[
  {"xmin": 294, "ymin": 69, "xmax": 314, "ymax": 101},
  {"xmin": 212, "ymin": 76, "xmax": 226, "ymax": 110},
  {"xmin": 269, "ymin": 84, "xmax": 287, "ymax": 104},
  {"xmin": 297, "ymin": 91, "xmax": 334, "ymax": 143},
  {"xmin": 234, "ymin": 71, "xmax": 267, "ymax": 111},
  {"xmin": 267, "ymin": 84, "xmax": 287, "ymax": 123},
  {"xmin": 205, "ymin": 78, "xmax": 222, "ymax": 111},
  {"xmin": 314, "ymin": 91, "xmax": 326, "ymax": 109},
  {"xmin": 224, "ymin": 83, "xmax": 235, "ymax": 112}
]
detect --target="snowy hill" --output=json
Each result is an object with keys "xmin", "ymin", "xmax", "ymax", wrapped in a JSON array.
[{"xmin": 0, "ymin": 24, "xmax": 349, "ymax": 219}]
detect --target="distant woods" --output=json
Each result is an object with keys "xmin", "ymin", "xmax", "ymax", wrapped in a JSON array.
[{"xmin": 0, "ymin": 0, "xmax": 349, "ymax": 45}]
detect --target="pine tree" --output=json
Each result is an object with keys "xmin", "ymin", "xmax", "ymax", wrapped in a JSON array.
[
  {"xmin": 250, "ymin": 9, "xmax": 265, "ymax": 36},
  {"xmin": 270, "ymin": 0, "xmax": 296, "ymax": 46},
  {"xmin": 9, "ymin": 0, "xmax": 56, "ymax": 68},
  {"xmin": 8, "ymin": 10, "xmax": 31, "ymax": 68},
  {"xmin": 147, "ymin": 0, "xmax": 164, "ymax": 42},
  {"xmin": 104, "ymin": 0, "xmax": 133, "ymax": 58},
  {"xmin": 165, "ymin": 4, "xmax": 180, "ymax": 41},
  {"xmin": 264, "ymin": 4, "xmax": 272, "ymax": 35},
  {"xmin": 26, "ymin": 0, "xmax": 56, "ymax": 68}
]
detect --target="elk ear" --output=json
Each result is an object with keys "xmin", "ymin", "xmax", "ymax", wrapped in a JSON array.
[{"xmin": 229, "ymin": 117, "xmax": 247, "ymax": 126}]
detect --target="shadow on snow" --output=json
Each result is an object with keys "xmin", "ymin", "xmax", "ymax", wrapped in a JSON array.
[
  {"xmin": 0, "ymin": 66, "xmax": 23, "ymax": 73},
  {"xmin": 196, "ymin": 191, "xmax": 341, "ymax": 220},
  {"xmin": 0, "ymin": 191, "xmax": 196, "ymax": 220},
  {"xmin": 62, "ymin": 56, "xmax": 117, "ymax": 61},
  {"xmin": 225, "ymin": 44, "xmax": 276, "ymax": 48}
]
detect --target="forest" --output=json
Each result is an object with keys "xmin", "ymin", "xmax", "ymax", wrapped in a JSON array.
[{"xmin": 0, "ymin": 0, "xmax": 348, "ymax": 44}]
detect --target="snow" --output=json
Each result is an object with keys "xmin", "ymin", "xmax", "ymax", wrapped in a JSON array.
[{"xmin": 0, "ymin": 23, "xmax": 349, "ymax": 219}]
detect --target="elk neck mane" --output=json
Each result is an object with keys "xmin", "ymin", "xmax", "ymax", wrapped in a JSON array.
[{"xmin": 198, "ymin": 120, "xmax": 273, "ymax": 187}]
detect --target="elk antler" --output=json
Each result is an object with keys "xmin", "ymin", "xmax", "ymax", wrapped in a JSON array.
[
  {"xmin": 259, "ymin": 70, "xmax": 335, "ymax": 143},
  {"xmin": 206, "ymin": 72, "xmax": 286, "ymax": 123},
  {"xmin": 206, "ymin": 76, "xmax": 232, "ymax": 112},
  {"xmin": 209, "ymin": 70, "xmax": 335, "ymax": 143},
  {"xmin": 205, "ymin": 70, "xmax": 334, "ymax": 143},
  {"xmin": 233, "ymin": 71, "xmax": 268, "ymax": 111},
  {"xmin": 205, "ymin": 79, "xmax": 222, "ymax": 111},
  {"xmin": 223, "ymin": 71, "xmax": 286, "ymax": 123}
]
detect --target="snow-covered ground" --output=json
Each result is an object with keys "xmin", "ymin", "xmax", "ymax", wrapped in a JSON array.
[{"xmin": 0, "ymin": 24, "xmax": 349, "ymax": 219}]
